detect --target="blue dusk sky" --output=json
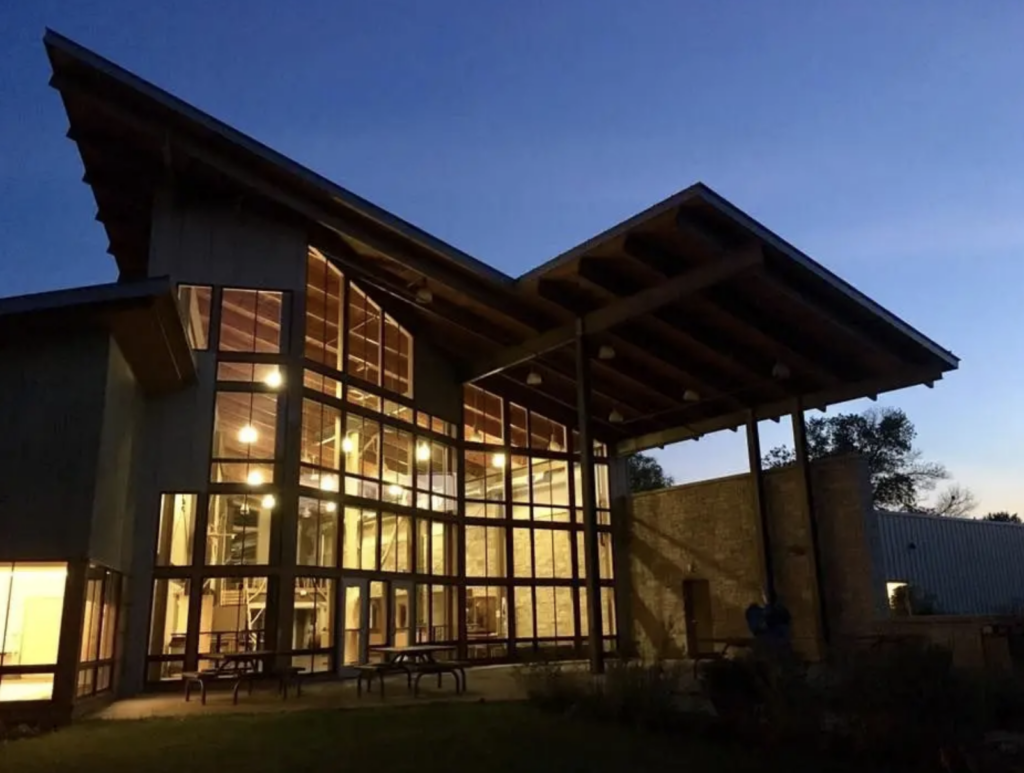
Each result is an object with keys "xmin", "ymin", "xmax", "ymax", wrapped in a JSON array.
[{"xmin": 2, "ymin": 2, "xmax": 1021, "ymax": 514}]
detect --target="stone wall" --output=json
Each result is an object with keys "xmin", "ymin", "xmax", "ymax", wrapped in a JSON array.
[{"xmin": 625, "ymin": 455, "xmax": 884, "ymax": 660}]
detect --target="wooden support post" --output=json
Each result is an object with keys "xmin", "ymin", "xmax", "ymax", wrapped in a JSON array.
[
  {"xmin": 745, "ymin": 412, "xmax": 776, "ymax": 603},
  {"xmin": 792, "ymin": 401, "xmax": 830, "ymax": 647},
  {"xmin": 576, "ymin": 320, "xmax": 604, "ymax": 674}
]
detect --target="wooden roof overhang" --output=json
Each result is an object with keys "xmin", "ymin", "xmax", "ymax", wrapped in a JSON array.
[
  {"xmin": 44, "ymin": 30, "xmax": 959, "ymax": 453},
  {"xmin": 0, "ymin": 278, "xmax": 196, "ymax": 395}
]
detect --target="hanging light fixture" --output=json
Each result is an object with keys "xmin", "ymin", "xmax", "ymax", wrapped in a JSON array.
[
  {"xmin": 526, "ymin": 370, "xmax": 543, "ymax": 386},
  {"xmin": 246, "ymin": 469, "xmax": 265, "ymax": 486},
  {"xmin": 548, "ymin": 436, "xmax": 563, "ymax": 452},
  {"xmin": 415, "ymin": 285, "xmax": 433, "ymax": 304},
  {"xmin": 683, "ymin": 389, "xmax": 701, "ymax": 402},
  {"xmin": 263, "ymin": 369, "xmax": 283, "ymax": 389},
  {"xmin": 238, "ymin": 424, "xmax": 258, "ymax": 444},
  {"xmin": 416, "ymin": 442, "xmax": 431, "ymax": 462},
  {"xmin": 341, "ymin": 435, "xmax": 355, "ymax": 454},
  {"xmin": 597, "ymin": 345, "xmax": 615, "ymax": 360},
  {"xmin": 608, "ymin": 409, "xmax": 624, "ymax": 423},
  {"xmin": 324, "ymin": 501, "xmax": 337, "ymax": 513},
  {"xmin": 261, "ymin": 494, "xmax": 276, "ymax": 509},
  {"xmin": 492, "ymin": 452, "xmax": 506, "ymax": 468},
  {"xmin": 320, "ymin": 474, "xmax": 339, "ymax": 493}
]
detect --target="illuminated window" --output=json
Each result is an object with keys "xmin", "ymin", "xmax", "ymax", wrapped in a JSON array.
[
  {"xmin": 0, "ymin": 562, "xmax": 67, "ymax": 702},
  {"xmin": 347, "ymin": 283, "xmax": 381, "ymax": 385},
  {"xmin": 77, "ymin": 568, "xmax": 120, "ymax": 698},
  {"xmin": 463, "ymin": 385, "xmax": 503, "ymax": 443},
  {"xmin": 342, "ymin": 508, "xmax": 377, "ymax": 570},
  {"xmin": 297, "ymin": 496, "xmax": 339, "ymax": 567},
  {"xmin": 177, "ymin": 284, "xmax": 212, "ymax": 350},
  {"xmin": 381, "ymin": 425, "xmax": 413, "ymax": 506},
  {"xmin": 305, "ymin": 248, "xmax": 344, "ymax": 371},
  {"xmin": 300, "ymin": 399, "xmax": 342, "ymax": 491},
  {"xmin": 579, "ymin": 587, "xmax": 617, "ymax": 638},
  {"xmin": 219, "ymin": 288, "xmax": 283, "ymax": 353},
  {"xmin": 416, "ymin": 584, "xmax": 457, "ymax": 643},
  {"xmin": 206, "ymin": 493, "xmax": 275, "ymax": 566},
  {"xmin": 379, "ymin": 513, "xmax": 412, "ymax": 573},
  {"xmin": 156, "ymin": 493, "xmax": 197, "ymax": 567},
  {"xmin": 198, "ymin": 577, "xmax": 268, "ymax": 667},
  {"xmin": 383, "ymin": 314, "xmax": 412, "ymax": 396},
  {"xmin": 416, "ymin": 519, "xmax": 457, "ymax": 576},
  {"xmin": 466, "ymin": 586, "xmax": 507, "ymax": 640},
  {"xmin": 217, "ymin": 362, "xmax": 285, "ymax": 389},
  {"xmin": 292, "ymin": 578, "xmax": 334, "ymax": 674},
  {"xmin": 304, "ymin": 369, "xmax": 343, "ymax": 401},
  {"xmin": 210, "ymin": 391, "xmax": 279, "ymax": 485},
  {"xmin": 344, "ymin": 414, "xmax": 381, "ymax": 500},
  {"xmin": 466, "ymin": 526, "xmax": 506, "ymax": 578},
  {"xmin": 148, "ymin": 578, "xmax": 189, "ymax": 681},
  {"xmin": 415, "ymin": 438, "xmax": 457, "ymax": 513}
]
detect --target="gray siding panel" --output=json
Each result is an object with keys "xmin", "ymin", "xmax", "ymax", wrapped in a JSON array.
[{"xmin": 878, "ymin": 511, "xmax": 1024, "ymax": 614}]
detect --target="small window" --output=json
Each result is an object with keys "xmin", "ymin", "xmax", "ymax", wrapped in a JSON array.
[
  {"xmin": 156, "ymin": 494, "xmax": 197, "ymax": 566},
  {"xmin": 177, "ymin": 285, "xmax": 212, "ymax": 350}
]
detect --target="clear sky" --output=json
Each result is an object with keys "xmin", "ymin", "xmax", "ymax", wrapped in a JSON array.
[{"xmin": 2, "ymin": 1, "xmax": 1021, "ymax": 515}]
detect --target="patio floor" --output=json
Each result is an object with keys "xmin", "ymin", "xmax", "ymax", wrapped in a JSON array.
[{"xmin": 94, "ymin": 664, "xmax": 527, "ymax": 720}]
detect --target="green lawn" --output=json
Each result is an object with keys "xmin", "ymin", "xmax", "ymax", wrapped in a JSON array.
[{"xmin": 0, "ymin": 702, "xmax": 879, "ymax": 773}]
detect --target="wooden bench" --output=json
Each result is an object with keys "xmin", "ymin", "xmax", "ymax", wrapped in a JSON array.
[
  {"xmin": 411, "ymin": 660, "xmax": 467, "ymax": 696},
  {"xmin": 354, "ymin": 662, "xmax": 412, "ymax": 698}
]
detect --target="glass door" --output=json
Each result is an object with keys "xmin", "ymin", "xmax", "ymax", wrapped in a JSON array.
[{"xmin": 391, "ymin": 581, "xmax": 414, "ymax": 648}]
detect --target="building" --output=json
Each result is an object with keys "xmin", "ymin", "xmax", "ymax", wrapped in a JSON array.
[
  {"xmin": 0, "ymin": 30, "xmax": 957, "ymax": 724},
  {"xmin": 878, "ymin": 511, "xmax": 1024, "ymax": 616}
]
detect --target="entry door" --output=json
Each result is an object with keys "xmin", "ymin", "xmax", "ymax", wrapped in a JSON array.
[
  {"xmin": 682, "ymin": 579, "xmax": 713, "ymax": 656},
  {"xmin": 339, "ymin": 578, "xmax": 369, "ymax": 669}
]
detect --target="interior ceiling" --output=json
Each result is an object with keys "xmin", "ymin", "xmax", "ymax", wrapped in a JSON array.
[{"xmin": 44, "ymin": 30, "xmax": 959, "ymax": 453}]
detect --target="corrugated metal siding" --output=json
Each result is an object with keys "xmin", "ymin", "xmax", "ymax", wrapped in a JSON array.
[{"xmin": 877, "ymin": 511, "xmax": 1024, "ymax": 614}]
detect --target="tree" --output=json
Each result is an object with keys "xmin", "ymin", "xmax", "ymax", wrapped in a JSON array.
[
  {"xmin": 982, "ymin": 511, "xmax": 1022, "ymax": 524},
  {"xmin": 762, "ymin": 406, "xmax": 948, "ymax": 511},
  {"xmin": 628, "ymin": 453, "xmax": 674, "ymax": 493},
  {"xmin": 929, "ymin": 484, "xmax": 978, "ymax": 518}
]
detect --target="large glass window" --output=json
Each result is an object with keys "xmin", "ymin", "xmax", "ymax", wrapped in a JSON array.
[
  {"xmin": 379, "ymin": 513, "xmax": 412, "ymax": 573},
  {"xmin": 382, "ymin": 314, "xmax": 412, "ymax": 396},
  {"xmin": 156, "ymin": 493, "xmax": 197, "ymax": 566},
  {"xmin": 0, "ymin": 563, "xmax": 67, "ymax": 702},
  {"xmin": 292, "ymin": 578, "xmax": 334, "ymax": 674},
  {"xmin": 381, "ymin": 425, "xmax": 413, "ymax": 506},
  {"xmin": 416, "ymin": 518, "xmax": 457, "ymax": 577},
  {"xmin": 344, "ymin": 414, "xmax": 381, "ymax": 500},
  {"xmin": 198, "ymin": 576, "xmax": 268, "ymax": 667},
  {"xmin": 347, "ymin": 283, "xmax": 382, "ymax": 386},
  {"xmin": 297, "ymin": 496, "xmax": 338, "ymax": 567},
  {"xmin": 147, "ymin": 578, "xmax": 189, "ymax": 682},
  {"xmin": 465, "ymin": 526, "xmax": 506, "ymax": 578},
  {"xmin": 415, "ymin": 438, "xmax": 457, "ymax": 514},
  {"xmin": 305, "ymin": 248, "xmax": 344, "ymax": 371},
  {"xmin": 77, "ymin": 568, "xmax": 120, "ymax": 698},
  {"xmin": 177, "ymin": 284, "xmax": 212, "ymax": 350},
  {"xmin": 219, "ymin": 288, "xmax": 283, "ymax": 353},
  {"xmin": 342, "ymin": 508, "xmax": 377, "ymax": 571},
  {"xmin": 300, "ymin": 399, "xmax": 342, "ymax": 491},
  {"xmin": 206, "ymin": 493, "xmax": 275, "ymax": 566},
  {"xmin": 464, "ymin": 385, "xmax": 503, "ymax": 443},
  {"xmin": 211, "ymin": 392, "xmax": 279, "ymax": 485}
]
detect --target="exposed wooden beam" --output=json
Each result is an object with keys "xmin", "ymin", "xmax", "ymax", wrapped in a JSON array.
[{"xmin": 466, "ymin": 247, "xmax": 762, "ymax": 381}]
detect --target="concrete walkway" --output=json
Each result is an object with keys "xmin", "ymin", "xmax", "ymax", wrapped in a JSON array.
[{"xmin": 94, "ymin": 665, "xmax": 527, "ymax": 720}]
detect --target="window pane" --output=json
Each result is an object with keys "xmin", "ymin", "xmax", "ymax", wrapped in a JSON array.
[
  {"xmin": 515, "ymin": 588, "xmax": 535, "ymax": 639},
  {"xmin": 293, "ymin": 578, "xmax": 334, "ymax": 674},
  {"xmin": 510, "ymin": 455, "xmax": 530, "ymax": 504},
  {"xmin": 555, "ymin": 587, "xmax": 576, "ymax": 638},
  {"xmin": 304, "ymin": 368, "xmax": 343, "ymax": 401},
  {"xmin": 530, "ymin": 413, "xmax": 566, "ymax": 453},
  {"xmin": 343, "ymin": 508, "xmax": 377, "ymax": 571},
  {"xmin": 148, "ymin": 578, "xmax": 188, "ymax": 662},
  {"xmin": 206, "ymin": 493, "xmax": 275, "ymax": 565},
  {"xmin": 301, "ymin": 399, "xmax": 342, "ymax": 471},
  {"xmin": 381, "ymin": 426, "xmax": 413, "ymax": 505},
  {"xmin": 535, "ymin": 587, "xmax": 556, "ymax": 638},
  {"xmin": 100, "ymin": 574, "xmax": 119, "ymax": 660},
  {"xmin": 217, "ymin": 362, "xmax": 284, "ymax": 389},
  {"xmin": 177, "ymin": 284, "xmax": 211, "ymax": 350},
  {"xmin": 219, "ymin": 289, "xmax": 282, "ymax": 353},
  {"xmin": 380, "ymin": 513, "xmax": 412, "ymax": 573},
  {"xmin": 342, "ymin": 584, "xmax": 362, "ymax": 666},
  {"xmin": 157, "ymin": 493, "xmax": 197, "ymax": 567},
  {"xmin": 305, "ymin": 247, "xmax": 344, "ymax": 371},
  {"xmin": 464, "ymin": 450, "xmax": 505, "ymax": 503},
  {"xmin": 347, "ymin": 386, "xmax": 381, "ymax": 413},
  {"xmin": 199, "ymin": 577, "xmax": 267, "ymax": 658},
  {"xmin": 512, "ymin": 528, "xmax": 532, "ymax": 578},
  {"xmin": 431, "ymin": 585, "xmax": 456, "ymax": 642},
  {"xmin": 211, "ymin": 392, "xmax": 278, "ymax": 462},
  {"xmin": 463, "ymin": 385, "xmax": 503, "ymax": 443},
  {"xmin": 344, "ymin": 415, "xmax": 381, "ymax": 493},
  {"xmin": 347, "ymin": 283, "xmax": 381, "ymax": 385},
  {"xmin": 297, "ymin": 496, "xmax": 338, "ymax": 567},
  {"xmin": 0, "ymin": 563, "xmax": 66, "ymax": 669},
  {"xmin": 80, "ymin": 578, "xmax": 102, "ymax": 663},
  {"xmin": 0, "ymin": 674, "xmax": 54, "ymax": 703},
  {"xmin": 465, "ymin": 526, "xmax": 506, "ymax": 578},
  {"xmin": 510, "ymin": 404, "xmax": 528, "ymax": 448},
  {"xmin": 595, "ymin": 464, "xmax": 610, "ymax": 509},
  {"xmin": 466, "ymin": 586, "xmax": 507, "ymax": 640},
  {"xmin": 533, "ymin": 529, "xmax": 572, "ymax": 579},
  {"xmin": 598, "ymin": 532, "xmax": 614, "ymax": 580},
  {"xmin": 382, "ymin": 314, "xmax": 412, "ymax": 396}
]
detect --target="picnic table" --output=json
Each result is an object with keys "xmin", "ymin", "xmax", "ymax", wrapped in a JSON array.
[
  {"xmin": 691, "ymin": 637, "xmax": 755, "ymax": 677},
  {"xmin": 357, "ymin": 644, "xmax": 466, "ymax": 697},
  {"xmin": 183, "ymin": 650, "xmax": 304, "ymax": 704}
]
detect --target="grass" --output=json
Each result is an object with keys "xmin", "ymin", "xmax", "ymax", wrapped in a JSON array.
[{"xmin": 0, "ymin": 702, "xmax": 889, "ymax": 773}]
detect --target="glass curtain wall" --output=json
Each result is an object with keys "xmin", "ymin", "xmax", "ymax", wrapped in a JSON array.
[{"xmin": 156, "ymin": 246, "xmax": 614, "ymax": 683}]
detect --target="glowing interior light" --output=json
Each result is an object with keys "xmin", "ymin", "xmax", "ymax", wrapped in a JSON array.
[
  {"xmin": 324, "ymin": 501, "xmax": 337, "ymax": 513},
  {"xmin": 492, "ymin": 453, "xmax": 506, "ymax": 469},
  {"xmin": 238, "ymin": 425, "xmax": 258, "ymax": 444},
  {"xmin": 246, "ymin": 470, "xmax": 265, "ymax": 486},
  {"xmin": 416, "ymin": 443, "xmax": 431, "ymax": 462},
  {"xmin": 341, "ymin": 435, "xmax": 355, "ymax": 454},
  {"xmin": 263, "ymin": 369, "xmax": 283, "ymax": 388},
  {"xmin": 261, "ymin": 494, "xmax": 276, "ymax": 509},
  {"xmin": 320, "ymin": 474, "xmax": 339, "ymax": 492},
  {"xmin": 387, "ymin": 484, "xmax": 403, "ymax": 496}
]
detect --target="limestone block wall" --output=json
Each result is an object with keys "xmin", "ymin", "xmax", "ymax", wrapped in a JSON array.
[{"xmin": 625, "ymin": 455, "xmax": 884, "ymax": 660}]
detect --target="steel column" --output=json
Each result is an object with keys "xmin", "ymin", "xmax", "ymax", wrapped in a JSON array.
[
  {"xmin": 792, "ymin": 401, "xmax": 830, "ymax": 646},
  {"xmin": 745, "ymin": 412, "xmax": 776, "ymax": 603}
]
